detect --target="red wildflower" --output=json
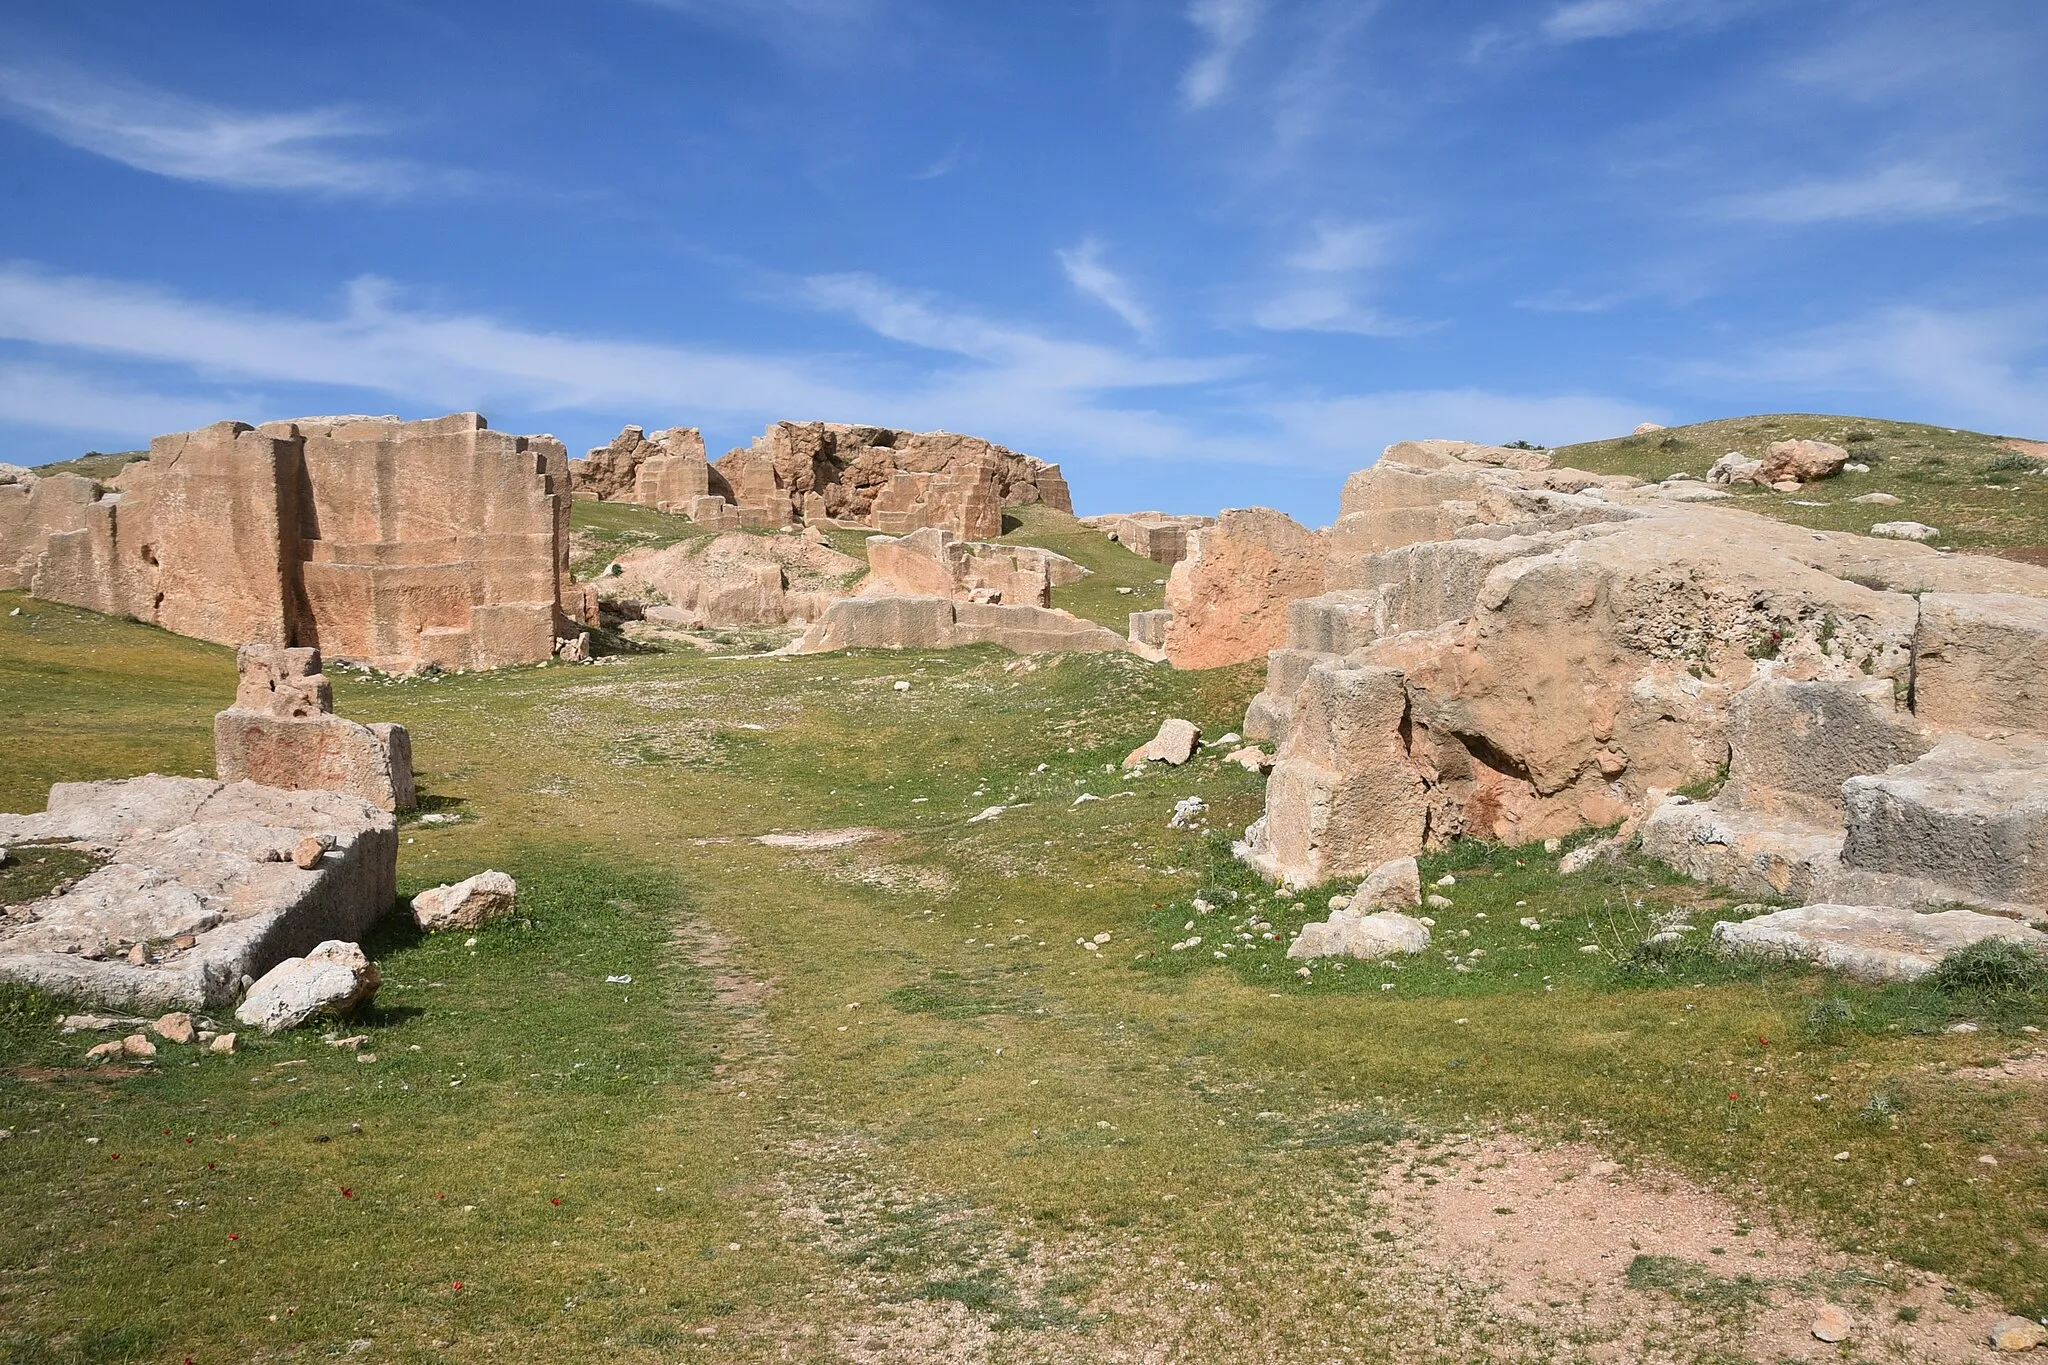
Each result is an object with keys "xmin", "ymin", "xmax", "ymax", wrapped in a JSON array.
[
  {"xmin": 228, "ymin": 1233, "xmax": 239, "ymax": 1241},
  {"xmin": 111, "ymin": 1154, "xmax": 119, "ymax": 1160},
  {"xmin": 551, "ymin": 1197, "xmax": 561, "ymax": 1206},
  {"xmin": 1728, "ymin": 1091, "xmax": 1738, "ymax": 1100},
  {"xmin": 341, "ymin": 1187, "xmax": 353, "ymax": 1199},
  {"xmin": 453, "ymin": 1281, "xmax": 463, "ymax": 1291}
]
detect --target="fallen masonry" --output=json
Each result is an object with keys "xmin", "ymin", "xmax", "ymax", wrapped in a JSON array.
[
  {"xmin": 0, "ymin": 776, "xmax": 396, "ymax": 1010},
  {"xmin": 1712, "ymin": 904, "xmax": 2048, "ymax": 984}
]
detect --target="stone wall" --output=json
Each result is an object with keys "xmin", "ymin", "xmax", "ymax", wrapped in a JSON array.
[{"xmin": 12, "ymin": 413, "xmax": 583, "ymax": 672}]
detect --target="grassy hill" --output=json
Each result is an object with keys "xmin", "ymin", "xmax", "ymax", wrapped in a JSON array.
[{"xmin": 1556, "ymin": 415, "xmax": 2048, "ymax": 558}]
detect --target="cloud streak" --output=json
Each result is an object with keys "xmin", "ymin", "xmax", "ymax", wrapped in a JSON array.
[
  {"xmin": 1180, "ymin": 0, "xmax": 1264, "ymax": 109},
  {"xmin": 1716, "ymin": 161, "xmax": 2022, "ymax": 225},
  {"xmin": 1056, "ymin": 239, "xmax": 1154, "ymax": 335},
  {"xmin": 0, "ymin": 61, "xmax": 425, "ymax": 196}
]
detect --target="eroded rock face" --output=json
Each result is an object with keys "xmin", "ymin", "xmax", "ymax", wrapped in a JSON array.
[
  {"xmin": 20, "ymin": 413, "xmax": 585, "ymax": 672},
  {"xmin": 214, "ymin": 645, "xmax": 414, "ymax": 812},
  {"xmin": 0, "ymin": 471, "xmax": 100, "ymax": 591},
  {"xmin": 0, "ymin": 777, "xmax": 396, "ymax": 1010},
  {"xmin": 1162, "ymin": 508, "xmax": 1327, "ymax": 670},
  {"xmin": 570, "ymin": 425, "xmax": 708, "ymax": 504},
  {"xmin": 234, "ymin": 939, "xmax": 379, "ymax": 1033},
  {"xmin": 1841, "ymin": 737, "xmax": 2048, "ymax": 910},
  {"xmin": 1236, "ymin": 438, "xmax": 2048, "ymax": 892}
]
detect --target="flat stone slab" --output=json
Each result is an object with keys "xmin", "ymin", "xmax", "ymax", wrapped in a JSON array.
[
  {"xmin": 1712, "ymin": 904, "xmax": 2047, "ymax": 983},
  {"xmin": 0, "ymin": 776, "xmax": 396, "ymax": 1010}
]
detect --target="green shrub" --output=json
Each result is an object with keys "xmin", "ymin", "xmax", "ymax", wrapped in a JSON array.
[{"xmin": 1926, "ymin": 938, "xmax": 2048, "ymax": 996}]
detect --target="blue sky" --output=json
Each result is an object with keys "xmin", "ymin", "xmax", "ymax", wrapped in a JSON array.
[{"xmin": 0, "ymin": 0, "xmax": 2043, "ymax": 522}]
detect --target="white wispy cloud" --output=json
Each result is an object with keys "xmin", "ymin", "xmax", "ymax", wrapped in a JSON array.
[
  {"xmin": 1180, "ymin": 0, "xmax": 1265, "ymax": 109},
  {"xmin": 1539, "ymin": 0, "xmax": 1738, "ymax": 43},
  {"xmin": 634, "ymin": 0, "xmax": 893, "ymax": 62},
  {"xmin": 1056, "ymin": 239, "xmax": 1154, "ymax": 336},
  {"xmin": 0, "ymin": 261, "xmax": 1662, "ymax": 489},
  {"xmin": 1717, "ymin": 160, "xmax": 2021, "ymax": 224},
  {"xmin": 0, "ymin": 61, "xmax": 424, "ymax": 196},
  {"xmin": 1249, "ymin": 221, "xmax": 1420, "ymax": 337}
]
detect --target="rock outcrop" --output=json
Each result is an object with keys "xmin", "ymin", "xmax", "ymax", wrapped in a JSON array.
[
  {"xmin": 1235, "ymin": 437, "xmax": 2048, "ymax": 900},
  {"xmin": 6, "ymin": 413, "xmax": 588, "ymax": 672},
  {"xmin": 1162, "ymin": 508, "xmax": 1327, "ymax": 670},
  {"xmin": 0, "ymin": 777, "xmax": 396, "ymax": 1010},
  {"xmin": 214, "ymin": 645, "xmax": 415, "ymax": 812},
  {"xmin": 574, "ymin": 421, "xmax": 1071, "ymax": 538}
]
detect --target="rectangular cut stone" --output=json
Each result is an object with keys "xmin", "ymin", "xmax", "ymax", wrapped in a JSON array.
[
  {"xmin": 1913, "ymin": 593, "xmax": 2048, "ymax": 737},
  {"xmin": 1841, "ymin": 737, "xmax": 2048, "ymax": 911}
]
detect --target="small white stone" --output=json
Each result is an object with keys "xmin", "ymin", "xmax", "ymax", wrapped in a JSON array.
[{"xmin": 893, "ymin": 680, "xmax": 911, "ymax": 691}]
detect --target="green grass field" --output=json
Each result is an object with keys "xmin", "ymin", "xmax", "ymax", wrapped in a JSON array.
[
  {"xmin": 1557, "ymin": 414, "xmax": 2048, "ymax": 556},
  {"xmin": 2, "ymin": 585, "xmax": 2046, "ymax": 1362}
]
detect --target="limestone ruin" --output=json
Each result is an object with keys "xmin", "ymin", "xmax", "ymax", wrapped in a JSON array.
[
  {"xmin": 571, "ymin": 420, "xmax": 1073, "ymax": 537},
  {"xmin": 1, "ymin": 413, "xmax": 591, "ymax": 672},
  {"xmin": 1081, "ymin": 511, "xmax": 1215, "ymax": 565}
]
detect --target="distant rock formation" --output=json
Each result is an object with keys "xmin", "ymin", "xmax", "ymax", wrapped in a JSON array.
[
  {"xmin": 2, "ymin": 413, "xmax": 590, "ymax": 672},
  {"xmin": 571, "ymin": 420, "xmax": 1073, "ymax": 538},
  {"xmin": 1081, "ymin": 512, "xmax": 1215, "ymax": 565}
]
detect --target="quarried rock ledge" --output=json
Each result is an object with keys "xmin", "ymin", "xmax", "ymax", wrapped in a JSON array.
[{"xmin": 0, "ymin": 776, "xmax": 396, "ymax": 1010}]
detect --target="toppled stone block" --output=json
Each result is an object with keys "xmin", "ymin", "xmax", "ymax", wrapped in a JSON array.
[
  {"xmin": 1712, "ymin": 904, "xmax": 2046, "ymax": 983},
  {"xmin": 1913, "ymin": 593, "xmax": 2048, "ymax": 737},
  {"xmin": 411, "ymin": 870, "xmax": 518, "ymax": 932},
  {"xmin": 214, "ymin": 645, "xmax": 414, "ymax": 812},
  {"xmin": 1288, "ymin": 909, "xmax": 1431, "ymax": 961},
  {"xmin": 1128, "ymin": 609, "xmax": 1171, "ymax": 663},
  {"xmin": 1125, "ymin": 718, "xmax": 1200, "ymax": 768},
  {"xmin": 863, "ymin": 527, "xmax": 1080, "ymax": 607},
  {"xmin": 234, "ymin": 939, "xmax": 379, "ymax": 1033},
  {"xmin": 1084, "ymin": 512, "xmax": 1215, "ymax": 565},
  {"xmin": 1841, "ymin": 737, "xmax": 2048, "ymax": 912},
  {"xmin": 0, "ymin": 776, "xmax": 396, "ymax": 1010},
  {"xmin": 1639, "ymin": 796, "xmax": 1845, "ymax": 902}
]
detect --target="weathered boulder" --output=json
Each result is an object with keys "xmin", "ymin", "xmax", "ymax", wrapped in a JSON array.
[
  {"xmin": 1124, "ymin": 718, "xmax": 1200, "ymax": 768},
  {"xmin": 234, "ymin": 939, "xmax": 379, "ymax": 1033},
  {"xmin": 1841, "ymin": 737, "xmax": 2048, "ymax": 912},
  {"xmin": 214, "ymin": 645, "xmax": 414, "ymax": 812},
  {"xmin": 1162, "ymin": 508, "xmax": 1327, "ymax": 670},
  {"xmin": 1871, "ymin": 521, "xmax": 1938, "ymax": 541},
  {"xmin": 1758, "ymin": 439, "xmax": 1848, "ymax": 485},
  {"xmin": 1354, "ymin": 855, "xmax": 1422, "ymax": 910},
  {"xmin": 1288, "ymin": 908, "xmax": 1432, "ymax": 961},
  {"xmin": 411, "ymin": 870, "xmax": 518, "ymax": 932},
  {"xmin": 1707, "ymin": 452, "xmax": 1765, "ymax": 486},
  {"xmin": 0, "ymin": 776, "xmax": 396, "ymax": 1010},
  {"xmin": 152, "ymin": 1011, "xmax": 196, "ymax": 1044},
  {"xmin": 1712, "ymin": 904, "xmax": 2045, "ymax": 983}
]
